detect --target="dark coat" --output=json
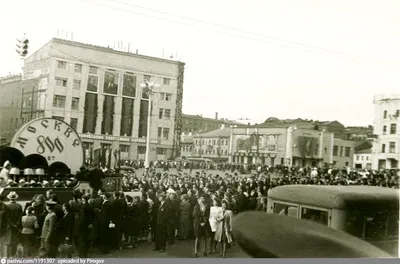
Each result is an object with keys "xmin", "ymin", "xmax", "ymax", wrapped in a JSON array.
[
  {"xmin": 192, "ymin": 204, "xmax": 211, "ymax": 238},
  {"xmin": 78, "ymin": 203, "xmax": 95, "ymax": 234},
  {"xmin": 58, "ymin": 212, "xmax": 74, "ymax": 242}
]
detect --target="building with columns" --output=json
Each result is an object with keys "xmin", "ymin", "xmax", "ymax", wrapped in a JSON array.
[
  {"xmin": 21, "ymin": 38, "xmax": 185, "ymax": 167},
  {"xmin": 229, "ymin": 124, "xmax": 354, "ymax": 168},
  {"xmin": 371, "ymin": 94, "xmax": 400, "ymax": 169}
]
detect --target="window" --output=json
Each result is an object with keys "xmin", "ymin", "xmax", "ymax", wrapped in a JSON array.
[
  {"xmin": 165, "ymin": 93, "xmax": 172, "ymax": 101},
  {"xmin": 333, "ymin": 145, "xmax": 338, "ymax": 156},
  {"xmin": 390, "ymin": 124, "xmax": 396, "ymax": 134},
  {"xmin": 383, "ymin": 125, "xmax": 387, "ymax": 134},
  {"xmin": 163, "ymin": 78, "xmax": 170, "ymax": 85},
  {"xmin": 157, "ymin": 127, "xmax": 163, "ymax": 139},
  {"xmin": 389, "ymin": 142, "xmax": 396, "ymax": 153},
  {"xmin": 163, "ymin": 128, "xmax": 170, "ymax": 140},
  {"xmin": 73, "ymin": 79, "xmax": 81, "ymax": 90},
  {"xmin": 383, "ymin": 110, "xmax": 387, "ymax": 119},
  {"xmin": 159, "ymin": 108, "xmax": 164, "ymax": 119},
  {"xmin": 120, "ymin": 145, "xmax": 130, "ymax": 153},
  {"xmin": 137, "ymin": 146, "xmax": 146, "ymax": 154},
  {"xmin": 157, "ymin": 148, "xmax": 167, "ymax": 155},
  {"xmin": 366, "ymin": 156, "xmax": 369, "ymax": 160},
  {"xmin": 324, "ymin": 147, "xmax": 327, "ymax": 154},
  {"xmin": 345, "ymin": 162, "xmax": 349, "ymax": 166},
  {"xmin": 53, "ymin": 95, "xmax": 66, "ymax": 108},
  {"xmin": 57, "ymin": 61, "xmax": 67, "ymax": 69},
  {"xmin": 160, "ymin": 92, "xmax": 165, "ymax": 100},
  {"xmin": 361, "ymin": 156, "xmax": 364, "ymax": 161},
  {"xmin": 381, "ymin": 144, "xmax": 386, "ymax": 153},
  {"xmin": 71, "ymin": 97, "xmax": 79, "ymax": 110},
  {"xmin": 396, "ymin": 110, "xmax": 400, "ymax": 117},
  {"xmin": 55, "ymin": 77, "xmax": 68, "ymax": 87},
  {"xmin": 213, "ymin": 140, "xmax": 216, "ymax": 145},
  {"xmin": 70, "ymin": 118, "xmax": 78, "ymax": 130},
  {"xmin": 144, "ymin": 75, "xmax": 151, "ymax": 81},
  {"xmin": 339, "ymin": 146, "xmax": 343, "ymax": 157},
  {"xmin": 356, "ymin": 155, "xmax": 359, "ymax": 161},
  {"xmin": 164, "ymin": 109, "xmax": 171, "ymax": 119},
  {"xmin": 301, "ymin": 207, "xmax": 329, "ymax": 226},
  {"xmin": 52, "ymin": 116, "xmax": 64, "ymax": 121},
  {"xmin": 345, "ymin": 147, "xmax": 351, "ymax": 157},
  {"xmin": 89, "ymin": 66, "xmax": 98, "ymax": 74},
  {"xmin": 74, "ymin": 64, "xmax": 82, "ymax": 73},
  {"xmin": 273, "ymin": 203, "xmax": 298, "ymax": 218}
]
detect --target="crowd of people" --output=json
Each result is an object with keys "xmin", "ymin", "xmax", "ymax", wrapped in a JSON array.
[{"xmin": 0, "ymin": 158, "xmax": 398, "ymax": 259}]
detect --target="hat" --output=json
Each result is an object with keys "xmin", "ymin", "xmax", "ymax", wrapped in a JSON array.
[
  {"xmin": 45, "ymin": 200, "xmax": 57, "ymax": 205},
  {"xmin": 7, "ymin": 191, "xmax": 18, "ymax": 200},
  {"xmin": 3, "ymin": 161, "xmax": 11, "ymax": 167},
  {"xmin": 166, "ymin": 188, "xmax": 176, "ymax": 194}
]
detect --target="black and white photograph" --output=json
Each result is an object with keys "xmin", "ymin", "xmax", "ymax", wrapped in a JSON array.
[
  {"xmin": 103, "ymin": 71, "xmax": 119, "ymax": 95},
  {"xmin": 87, "ymin": 75, "xmax": 98, "ymax": 92},
  {"xmin": 0, "ymin": 0, "xmax": 399, "ymax": 262},
  {"xmin": 122, "ymin": 74, "xmax": 137, "ymax": 97}
]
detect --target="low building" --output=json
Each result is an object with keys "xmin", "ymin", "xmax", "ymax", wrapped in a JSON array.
[
  {"xmin": 182, "ymin": 112, "xmax": 240, "ymax": 134},
  {"xmin": 193, "ymin": 126, "xmax": 231, "ymax": 162},
  {"xmin": 353, "ymin": 141, "xmax": 373, "ymax": 169},
  {"xmin": 332, "ymin": 138, "xmax": 355, "ymax": 168},
  {"xmin": 344, "ymin": 126, "xmax": 374, "ymax": 141},
  {"xmin": 180, "ymin": 134, "xmax": 194, "ymax": 158}
]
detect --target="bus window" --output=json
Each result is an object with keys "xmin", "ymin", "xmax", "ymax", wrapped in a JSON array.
[
  {"xmin": 273, "ymin": 203, "xmax": 298, "ymax": 218},
  {"xmin": 364, "ymin": 211, "xmax": 388, "ymax": 241},
  {"xmin": 301, "ymin": 207, "xmax": 329, "ymax": 226},
  {"xmin": 386, "ymin": 211, "xmax": 399, "ymax": 238},
  {"xmin": 344, "ymin": 212, "xmax": 364, "ymax": 238}
]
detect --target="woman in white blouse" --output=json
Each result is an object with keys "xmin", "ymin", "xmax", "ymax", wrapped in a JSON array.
[{"xmin": 208, "ymin": 197, "xmax": 222, "ymax": 254}]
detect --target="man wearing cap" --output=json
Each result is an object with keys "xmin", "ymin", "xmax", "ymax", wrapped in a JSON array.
[
  {"xmin": 5, "ymin": 191, "xmax": 22, "ymax": 257},
  {"xmin": 41, "ymin": 200, "xmax": 58, "ymax": 257}
]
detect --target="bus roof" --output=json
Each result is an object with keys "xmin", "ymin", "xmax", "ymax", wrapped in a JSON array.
[{"xmin": 268, "ymin": 185, "xmax": 400, "ymax": 210}]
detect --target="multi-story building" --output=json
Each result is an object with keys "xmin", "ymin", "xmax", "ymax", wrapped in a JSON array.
[
  {"xmin": 21, "ymin": 38, "xmax": 185, "ymax": 166},
  {"xmin": 0, "ymin": 75, "xmax": 40, "ymax": 146},
  {"xmin": 344, "ymin": 126, "xmax": 374, "ymax": 141},
  {"xmin": 353, "ymin": 141, "xmax": 373, "ymax": 169},
  {"xmin": 182, "ymin": 113, "xmax": 240, "ymax": 134},
  {"xmin": 371, "ymin": 94, "xmax": 400, "ymax": 169},
  {"xmin": 331, "ymin": 138, "xmax": 355, "ymax": 168},
  {"xmin": 193, "ymin": 126, "xmax": 231, "ymax": 162}
]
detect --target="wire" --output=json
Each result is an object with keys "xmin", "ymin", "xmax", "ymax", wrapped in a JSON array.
[{"xmin": 80, "ymin": 0, "xmax": 399, "ymax": 67}]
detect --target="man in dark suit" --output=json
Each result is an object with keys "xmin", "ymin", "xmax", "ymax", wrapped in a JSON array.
[
  {"xmin": 77, "ymin": 194, "xmax": 95, "ymax": 258},
  {"xmin": 87, "ymin": 75, "xmax": 98, "ymax": 92},
  {"xmin": 104, "ymin": 73, "xmax": 118, "ymax": 94},
  {"xmin": 111, "ymin": 191, "xmax": 126, "ymax": 250},
  {"xmin": 6, "ymin": 192, "xmax": 22, "ymax": 257},
  {"xmin": 100, "ymin": 192, "xmax": 113, "ymax": 254},
  {"xmin": 154, "ymin": 194, "xmax": 168, "ymax": 252}
]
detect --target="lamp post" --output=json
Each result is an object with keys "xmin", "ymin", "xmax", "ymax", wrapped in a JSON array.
[{"xmin": 140, "ymin": 80, "xmax": 160, "ymax": 170}]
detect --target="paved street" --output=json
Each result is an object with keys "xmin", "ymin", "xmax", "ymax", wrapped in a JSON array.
[{"xmin": 94, "ymin": 239, "xmax": 249, "ymax": 258}]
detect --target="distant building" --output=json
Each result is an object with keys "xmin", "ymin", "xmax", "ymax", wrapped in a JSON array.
[
  {"xmin": 180, "ymin": 134, "xmax": 194, "ymax": 158},
  {"xmin": 193, "ymin": 126, "xmax": 231, "ymax": 162},
  {"xmin": 182, "ymin": 112, "xmax": 240, "ymax": 135},
  {"xmin": 371, "ymin": 94, "xmax": 400, "ymax": 169},
  {"xmin": 344, "ymin": 126, "xmax": 374, "ymax": 141},
  {"xmin": 332, "ymin": 138, "xmax": 355, "ymax": 168},
  {"xmin": 353, "ymin": 140, "xmax": 373, "ymax": 169}
]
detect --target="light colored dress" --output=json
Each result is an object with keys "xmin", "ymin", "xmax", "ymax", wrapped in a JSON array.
[
  {"xmin": 214, "ymin": 209, "xmax": 233, "ymax": 243},
  {"xmin": 209, "ymin": 206, "xmax": 222, "ymax": 232}
]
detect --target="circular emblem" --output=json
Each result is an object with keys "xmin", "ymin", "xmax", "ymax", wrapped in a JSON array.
[{"xmin": 10, "ymin": 118, "xmax": 84, "ymax": 173}]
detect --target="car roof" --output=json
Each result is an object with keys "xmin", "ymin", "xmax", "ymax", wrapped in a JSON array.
[{"xmin": 268, "ymin": 185, "xmax": 400, "ymax": 210}]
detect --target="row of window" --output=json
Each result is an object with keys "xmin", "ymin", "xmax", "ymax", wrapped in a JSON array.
[
  {"xmin": 195, "ymin": 139, "xmax": 229, "ymax": 146},
  {"xmin": 356, "ymin": 155, "xmax": 370, "ymax": 161},
  {"xmin": 194, "ymin": 149, "xmax": 228, "ymax": 155},
  {"xmin": 381, "ymin": 142, "xmax": 396, "ymax": 153},
  {"xmin": 51, "ymin": 116, "xmax": 78, "ymax": 131},
  {"xmin": 382, "ymin": 124, "xmax": 397, "ymax": 134},
  {"xmin": 184, "ymin": 120, "xmax": 225, "ymax": 127},
  {"xmin": 159, "ymin": 108, "xmax": 171, "ymax": 119},
  {"xmin": 332, "ymin": 146, "xmax": 352, "ymax": 157},
  {"xmin": 157, "ymin": 127, "xmax": 170, "ymax": 141},
  {"xmin": 383, "ymin": 110, "xmax": 400, "ymax": 119},
  {"xmin": 53, "ymin": 95, "xmax": 79, "ymax": 110},
  {"xmin": 82, "ymin": 142, "xmax": 168, "ymax": 156}
]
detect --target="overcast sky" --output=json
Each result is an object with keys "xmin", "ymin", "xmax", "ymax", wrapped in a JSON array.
[{"xmin": 1, "ymin": 0, "xmax": 399, "ymax": 126}]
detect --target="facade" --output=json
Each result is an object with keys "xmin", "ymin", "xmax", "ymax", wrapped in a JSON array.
[
  {"xmin": 0, "ymin": 75, "xmax": 23, "ymax": 145},
  {"xmin": 180, "ymin": 134, "xmax": 194, "ymax": 158},
  {"xmin": 229, "ymin": 124, "xmax": 354, "ymax": 168},
  {"xmin": 182, "ymin": 113, "xmax": 240, "ymax": 134},
  {"xmin": 21, "ymin": 38, "xmax": 185, "ymax": 166},
  {"xmin": 371, "ymin": 94, "xmax": 400, "ymax": 169},
  {"xmin": 344, "ymin": 126, "xmax": 374, "ymax": 141},
  {"xmin": 354, "ymin": 150, "xmax": 372, "ymax": 169},
  {"xmin": 193, "ymin": 126, "xmax": 231, "ymax": 162}
]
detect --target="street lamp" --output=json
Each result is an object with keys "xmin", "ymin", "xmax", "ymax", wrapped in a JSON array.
[{"xmin": 140, "ymin": 80, "xmax": 160, "ymax": 170}]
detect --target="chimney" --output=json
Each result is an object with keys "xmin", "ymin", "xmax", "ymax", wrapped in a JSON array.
[{"xmin": 215, "ymin": 112, "xmax": 218, "ymax": 120}]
